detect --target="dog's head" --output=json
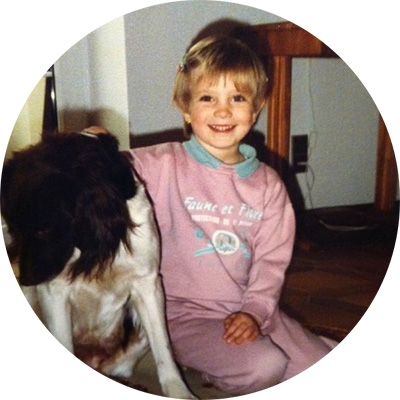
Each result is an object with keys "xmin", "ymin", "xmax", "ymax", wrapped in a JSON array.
[{"xmin": 1, "ymin": 133, "xmax": 136, "ymax": 286}]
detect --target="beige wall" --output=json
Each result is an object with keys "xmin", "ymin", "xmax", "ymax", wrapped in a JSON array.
[{"xmin": 6, "ymin": 77, "xmax": 46, "ymax": 159}]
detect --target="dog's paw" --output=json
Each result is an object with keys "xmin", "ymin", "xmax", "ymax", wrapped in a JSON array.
[
  {"xmin": 162, "ymin": 380, "xmax": 198, "ymax": 399},
  {"xmin": 100, "ymin": 361, "xmax": 133, "ymax": 379}
]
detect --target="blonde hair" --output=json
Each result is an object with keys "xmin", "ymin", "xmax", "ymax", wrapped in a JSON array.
[{"xmin": 173, "ymin": 36, "xmax": 268, "ymax": 134}]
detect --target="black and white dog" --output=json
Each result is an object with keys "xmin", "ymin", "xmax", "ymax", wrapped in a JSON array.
[{"xmin": 1, "ymin": 132, "xmax": 195, "ymax": 399}]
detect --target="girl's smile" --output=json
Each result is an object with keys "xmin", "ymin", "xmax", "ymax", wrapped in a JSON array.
[{"xmin": 208, "ymin": 124, "xmax": 236, "ymax": 133}]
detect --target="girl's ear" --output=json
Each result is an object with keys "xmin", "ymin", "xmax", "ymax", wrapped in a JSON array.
[
  {"xmin": 183, "ymin": 113, "xmax": 191, "ymax": 125},
  {"xmin": 252, "ymin": 99, "xmax": 266, "ymax": 124},
  {"xmin": 257, "ymin": 99, "xmax": 267, "ymax": 114},
  {"xmin": 174, "ymin": 99, "xmax": 191, "ymax": 123}
]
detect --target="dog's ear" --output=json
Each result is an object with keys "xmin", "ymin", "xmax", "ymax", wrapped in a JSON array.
[
  {"xmin": 96, "ymin": 134, "xmax": 137, "ymax": 200},
  {"xmin": 109, "ymin": 152, "xmax": 137, "ymax": 200},
  {"xmin": 71, "ymin": 182, "xmax": 134, "ymax": 279}
]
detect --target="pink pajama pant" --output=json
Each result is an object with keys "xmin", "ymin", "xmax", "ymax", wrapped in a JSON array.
[{"xmin": 168, "ymin": 310, "xmax": 337, "ymax": 395}]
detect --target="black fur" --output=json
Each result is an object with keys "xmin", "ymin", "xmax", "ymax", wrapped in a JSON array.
[{"xmin": 1, "ymin": 133, "xmax": 136, "ymax": 286}]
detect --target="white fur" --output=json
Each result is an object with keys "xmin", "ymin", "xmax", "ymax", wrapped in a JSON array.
[{"xmin": 22, "ymin": 179, "xmax": 196, "ymax": 399}]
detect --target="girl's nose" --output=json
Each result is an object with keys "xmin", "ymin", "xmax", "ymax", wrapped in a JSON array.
[{"xmin": 214, "ymin": 102, "xmax": 232, "ymax": 118}]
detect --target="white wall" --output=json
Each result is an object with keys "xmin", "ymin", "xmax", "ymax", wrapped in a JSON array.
[
  {"xmin": 54, "ymin": 17, "xmax": 129, "ymax": 149},
  {"xmin": 291, "ymin": 59, "xmax": 379, "ymax": 208},
  {"xmin": 54, "ymin": 1, "xmax": 384, "ymax": 209},
  {"xmin": 54, "ymin": 36, "xmax": 91, "ymax": 132},
  {"xmin": 124, "ymin": 1, "xmax": 284, "ymax": 137}
]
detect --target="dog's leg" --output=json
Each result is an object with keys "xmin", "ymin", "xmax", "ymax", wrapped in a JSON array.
[
  {"xmin": 100, "ymin": 317, "xmax": 149, "ymax": 379},
  {"xmin": 35, "ymin": 281, "xmax": 73, "ymax": 352},
  {"xmin": 21, "ymin": 285, "xmax": 47, "ymax": 323},
  {"xmin": 130, "ymin": 273, "xmax": 197, "ymax": 399},
  {"xmin": 21, "ymin": 285, "xmax": 39, "ymax": 311}
]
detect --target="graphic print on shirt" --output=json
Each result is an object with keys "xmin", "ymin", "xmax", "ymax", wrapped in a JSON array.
[
  {"xmin": 184, "ymin": 196, "xmax": 261, "ymax": 259},
  {"xmin": 213, "ymin": 230, "xmax": 240, "ymax": 255}
]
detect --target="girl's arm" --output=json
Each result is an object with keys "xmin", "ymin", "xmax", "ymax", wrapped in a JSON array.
[{"xmin": 240, "ymin": 171, "xmax": 295, "ymax": 335}]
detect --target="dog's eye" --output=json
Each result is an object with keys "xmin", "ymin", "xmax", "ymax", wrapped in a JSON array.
[{"xmin": 36, "ymin": 228, "xmax": 51, "ymax": 239}]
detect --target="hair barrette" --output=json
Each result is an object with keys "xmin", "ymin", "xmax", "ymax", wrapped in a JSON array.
[{"xmin": 177, "ymin": 55, "xmax": 187, "ymax": 72}]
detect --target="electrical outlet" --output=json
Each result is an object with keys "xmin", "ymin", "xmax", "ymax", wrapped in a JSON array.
[{"xmin": 292, "ymin": 135, "xmax": 308, "ymax": 173}]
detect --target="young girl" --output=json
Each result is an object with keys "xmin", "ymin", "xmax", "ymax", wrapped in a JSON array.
[{"xmin": 90, "ymin": 36, "xmax": 337, "ymax": 396}]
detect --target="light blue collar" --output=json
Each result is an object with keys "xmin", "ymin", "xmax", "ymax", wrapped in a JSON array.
[{"xmin": 183, "ymin": 135, "xmax": 259, "ymax": 179}]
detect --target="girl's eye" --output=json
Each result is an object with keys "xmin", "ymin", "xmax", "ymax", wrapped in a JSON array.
[
  {"xmin": 199, "ymin": 95, "xmax": 213, "ymax": 102},
  {"xmin": 232, "ymin": 94, "xmax": 246, "ymax": 102}
]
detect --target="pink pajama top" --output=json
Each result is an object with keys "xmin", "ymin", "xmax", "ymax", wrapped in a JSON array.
[{"xmin": 130, "ymin": 136, "xmax": 295, "ymax": 335}]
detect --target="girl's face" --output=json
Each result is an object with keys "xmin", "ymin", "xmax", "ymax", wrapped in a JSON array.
[{"xmin": 182, "ymin": 75, "xmax": 262, "ymax": 164}]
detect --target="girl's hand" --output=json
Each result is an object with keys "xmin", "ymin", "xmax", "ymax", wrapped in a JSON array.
[
  {"xmin": 223, "ymin": 312, "xmax": 261, "ymax": 345},
  {"xmin": 82, "ymin": 126, "xmax": 108, "ymax": 134}
]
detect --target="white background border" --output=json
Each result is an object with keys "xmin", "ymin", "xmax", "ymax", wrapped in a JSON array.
[{"xmin": 1, "ymin": 1, "xmax": 399, "ymax": 399}]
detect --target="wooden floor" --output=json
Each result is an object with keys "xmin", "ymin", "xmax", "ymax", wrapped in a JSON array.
[
  {"xmin": 128, "ymin": 203, "xmax": 399, "ymax": 398},
  {"xmin": 280, "ymin": 204, "xmax": 398, "ymax": 342}
]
